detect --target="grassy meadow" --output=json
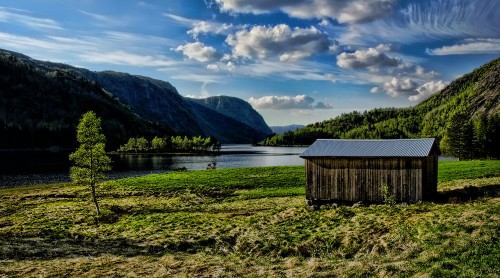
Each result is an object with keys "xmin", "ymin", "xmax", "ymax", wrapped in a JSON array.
[{"xmin": 1, "ymin": 161, "xmax": 500, "ymax": 277}]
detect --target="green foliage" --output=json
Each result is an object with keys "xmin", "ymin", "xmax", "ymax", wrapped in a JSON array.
[
  {"xmin": 438, "ymin": 160, "xmax": 500, "ymax": 182},
  {"xmin": 443, "ymin": 112, "xmax": 500, "ymax": 159},
  {"xmin": 380, "ymin": 184, "xmax": 396, "ymax": 206},
  {"xmin": 107, "ymin": 166, "xmax": 304, "ymax": 195},
  {"xmin": 0, "ymin": 50, "xmax": 169, "ymax": 149},
  {"xmin": 258, "ymin": 57, "xmax": 500, "ymax": 157},
  {"xmin": 69, "ymin": 111, "xmax": 111, "ymax": 215},
  {"xmin": 1, "ymin": 162, "xmax": 500, "ymax": 276},
  {"xmin": 445, "ymin": 112, "xmax": 474, "ymax": 159},
  {"xmin": 118, "ymin": 135, "xmax": 221, "ymax": 153}
]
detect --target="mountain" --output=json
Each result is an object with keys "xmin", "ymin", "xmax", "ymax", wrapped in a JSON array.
[
  {"xmin": 0, "ymin": 48, "xmax": 272, "ymax": 146},
  {"xmin": 187, "ymin": 96, "xmax": 272, "ymax": 136},
  {"xmin": 78, "ymin": 71, "xmax": 205, "ymax": 136},
  {"xmin": 0, "ymin": 51, "xmax": 167, "ymax": 149},
  {"xmin": 270, "ymin": 125, "xmax": 305, "ymax": 135},
  {"xmin": 186, "ymin": 100, "xmax": 270, "ymax": 143},
  {"xmin": 260, "ymin": 57, "xmax": 500, "ymax": 146}
]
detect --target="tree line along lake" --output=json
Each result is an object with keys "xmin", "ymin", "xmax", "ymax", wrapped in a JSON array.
[{"xmin": 0, "ymin": 145, "xmax": 307, "ymax": 188}]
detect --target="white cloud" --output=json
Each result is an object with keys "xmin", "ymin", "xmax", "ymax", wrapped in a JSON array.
[
  {"xmin": 248, "ymin": 95, "xmax": 333, "ymax": 110},
  {"xmin": 188, "ymin": 21, "xmax": 234, "ymax": 39},
  {"xmin": 235, "ymin": 60, "xmax": 342, "ymax": 83},
  {"xmin": 167, "ymin": 72, "xmax": 222, "ymax": 84},
  {"xmin": 0, "ymin": 30, "xmax": 182, "ymax": 69},
  {"xmin": 370, "ymin": 86, "xmax": 380, "ymax": 93},
  {"xmin": 226, "ymin": 24, "xmax": 332, "ymax": 62},
  {"xmin": 0, "ymin": 32, "xmax": 93, "ymax": 54},
  {"xmin": 340, "ymin": 0, "xmax": 500, "ymax": 44},
  {"xmin": 214, "ymin": 0, "xmax": 397, "ymax": 24},
  {"xmin": 383, "ymin": 77, "xmax": 419, "ymax": 97},
  {"xmin": 0, "ymin": 7, "xmax": 62, "ymax": 30},
  {"xmin": 174, "ymin": 42, "xmax": 221, "ymax": 62},
  {"xmin": 413, "ymin": 65, "xmax": 439, "ymax": 79},
  {"xmin": 79, "ymin": 51, "xmax": 176, "ymax": 67},
  {"xmin": 163, "ymin": 12, "xmax": 197, "ymax": 27},
  {"xmin": 427, "ymin": 38, "xmax": 500, "ymax": 56},
  {"xmin": 319, "ymin": 19, "xmax": 330, "ymax": 26},
  {"xmin": 382, "ymin": 78, "xmax": 447, "ymax": 101},
  {"xmin": 164, "ymin": 12, "xmax": 238, "ymax": 39},
  {"xmin": 409, "ymin": 80, "xmax": 447, "ymax": 102},
  {"xmin": 336, "ymin": 44, "xmax": 401, "ymax": 69},
  {"xmin": 207, "ymin": 64, "xmax": 219, "ymax": 71},
  {"xmin": 226, "ymin": 61, "xmax": 236, "ymax": 72},
  {"xmin": 80, "ymin": 10, "xmax": 122, "ymax": 26}
]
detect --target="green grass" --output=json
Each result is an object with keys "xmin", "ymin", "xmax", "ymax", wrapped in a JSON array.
[
  {"xmin": 439, "ymin": 160, "xmax": 500, "ymax": 182},
  {"xmin": 1, "ymin": 161, "xmax": 500, "ymax": 277}
]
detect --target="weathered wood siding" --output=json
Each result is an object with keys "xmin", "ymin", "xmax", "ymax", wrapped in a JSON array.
[{"xmin": 304, "ymin": 156, "xmax": 437, "ymax": 203}]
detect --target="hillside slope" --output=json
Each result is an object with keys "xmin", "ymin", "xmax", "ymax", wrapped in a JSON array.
[
  {"xmin": 0, "ymin": 51, "xmax": 167, "ymax": 149},
  {"xmin": 0, "ymin": 49, "xmax": 271, "ymax": 144},
  {"xmin": 79, "ymin": 71, "xmax": 205, "ymax": 136},
  {"xmin": 261, "ymin": 57, "xmax": 500, "ymax": 146}
]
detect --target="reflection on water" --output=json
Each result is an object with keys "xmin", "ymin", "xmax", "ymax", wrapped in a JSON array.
[{"xmin": 0, "ymin": 145, "xmax": 307, "ymax": 187}]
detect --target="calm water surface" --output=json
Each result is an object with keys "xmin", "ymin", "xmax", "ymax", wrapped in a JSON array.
[{"xmin": 0, "ymin": 145, "xmax": 307, "ymax": 187}]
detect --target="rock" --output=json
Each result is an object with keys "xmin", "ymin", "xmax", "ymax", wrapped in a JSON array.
[
  {"xmin": 352, "ymin": 201, "xmax": 363, "ymax": 208},
  {"xmin": 306, "ymin": 205, "xmax": 319, "ymax": 212}
]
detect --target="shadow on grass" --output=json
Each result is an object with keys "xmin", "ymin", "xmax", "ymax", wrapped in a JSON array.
[
  {"xmin": 0, "ymin": 238, "xmax": 161, "ymax": 260},
  {"xmin": 0, "ymin": 236, "xmax": 236, "ymax": 260},
  {"xmin": 436, "ymin": 184, "xmax": 500, "ymax": 203}
]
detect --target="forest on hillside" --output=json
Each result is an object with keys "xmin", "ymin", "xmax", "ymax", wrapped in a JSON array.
[
  {"xmin": 0, "ymin": 52, "xmax": 169, "ymax": 149},
  {"xmin": 259, "ymin": 58, "xmax": 500, "ymax": 160}
]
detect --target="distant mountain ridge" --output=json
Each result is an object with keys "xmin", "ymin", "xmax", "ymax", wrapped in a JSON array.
[
  {"xmin": 271, "ymin": 125, "xmax": 305, "ymax": 135},
  {"xmin": 0, "ymin": 48, "xmax": 272, "ymax": 147}
]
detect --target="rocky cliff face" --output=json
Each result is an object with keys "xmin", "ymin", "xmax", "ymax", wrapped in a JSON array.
[
  {"xmin": 187, "ymin": 96, "xmax": 272, "ymax": 136},
  {"xmin": 186, "ymin": 99, "xmax": 270, "ymax": 143}
]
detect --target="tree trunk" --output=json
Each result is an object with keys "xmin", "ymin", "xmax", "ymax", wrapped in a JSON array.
[{"xmin": 91, "ymin": 182, "xmax": 100, "ymax": 216}]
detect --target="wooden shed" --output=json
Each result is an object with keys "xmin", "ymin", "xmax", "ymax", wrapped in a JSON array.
[{"xmin": 299, "ymin": 138, "xmax": 439, "ymax": 204}]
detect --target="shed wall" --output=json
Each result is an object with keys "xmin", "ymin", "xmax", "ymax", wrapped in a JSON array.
[{"xmin": 305, "ymin": 157, "xmax": 436, "ymax": 203}]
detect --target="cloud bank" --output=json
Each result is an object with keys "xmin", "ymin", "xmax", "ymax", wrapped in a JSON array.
[
  {"xmin": 226, "ymin": 24, "xmax": 332, "ymax": 62},
  {"xmin": 427, "ymin": 38, "xmax": 500, "ymax": 55},
  {"xmin": 174, "ymin": 42, "xmax": 221, "ymax": 62},
  {"xmin": 248, "ymin": 95, "xmax": 333, "ymax": 110},
  {"xmin": 336, "ymin": 44, "xmax": 401, "ymax": 69},
  {"xmin": 214, "ymin": 0, "xmax": 397, "ymax": 24}
]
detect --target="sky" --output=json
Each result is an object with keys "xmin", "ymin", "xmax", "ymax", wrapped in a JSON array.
[{"xmin": 1, "ymin": 0, "xmax": 499, "ymax": 126}]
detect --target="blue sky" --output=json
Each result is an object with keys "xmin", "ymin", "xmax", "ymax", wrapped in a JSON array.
[{"xmin": 1, "ymin": 0, "xmax": 499, "ymax": 126}]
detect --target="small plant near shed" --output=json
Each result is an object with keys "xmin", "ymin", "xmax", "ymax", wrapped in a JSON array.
[{"xmin": 381, "ymin": 184, "xmax": 396, "ymax": 206}]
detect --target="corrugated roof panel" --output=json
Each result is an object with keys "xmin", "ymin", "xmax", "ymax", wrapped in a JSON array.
[{"xmin": 299, "ymin": 138, "xmax": 436, "ymax": 158}]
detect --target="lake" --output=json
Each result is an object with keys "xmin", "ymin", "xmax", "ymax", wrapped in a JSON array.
[{"xmin": 0, "ymin": 145, "xmax": 307, "ymax": 187}]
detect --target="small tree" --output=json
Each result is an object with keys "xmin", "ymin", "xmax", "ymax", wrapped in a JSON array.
[
  {"xmin": 151, "ymin": 136, "xmax": 167, "ymax": 151},
  {"xmin": 69, "ymin": 111, "xmax": 111, "ymax": 216}
]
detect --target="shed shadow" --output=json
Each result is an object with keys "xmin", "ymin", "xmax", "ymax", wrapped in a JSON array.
[{"xmin": 434, "ymin": 184, "xmax": 500, "ymax": 203}]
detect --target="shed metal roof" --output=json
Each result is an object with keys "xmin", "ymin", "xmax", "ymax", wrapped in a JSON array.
[{"xmin": 299, "ymin": 138, "xmax": 437, "ymax": 158}]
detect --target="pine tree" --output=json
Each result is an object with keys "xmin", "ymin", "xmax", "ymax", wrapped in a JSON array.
[
  {"xmin": 69, "ymin": 111, "xmax": 111, "ymax": 216},
  {"xmin": 445, "ymin": 112, "xmax": 474, "ymax": 160}
]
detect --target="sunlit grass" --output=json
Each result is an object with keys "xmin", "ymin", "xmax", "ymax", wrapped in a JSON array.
[{"xmin": 1, "ymin": 162, "xmax": 500, "ymax": 277}]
